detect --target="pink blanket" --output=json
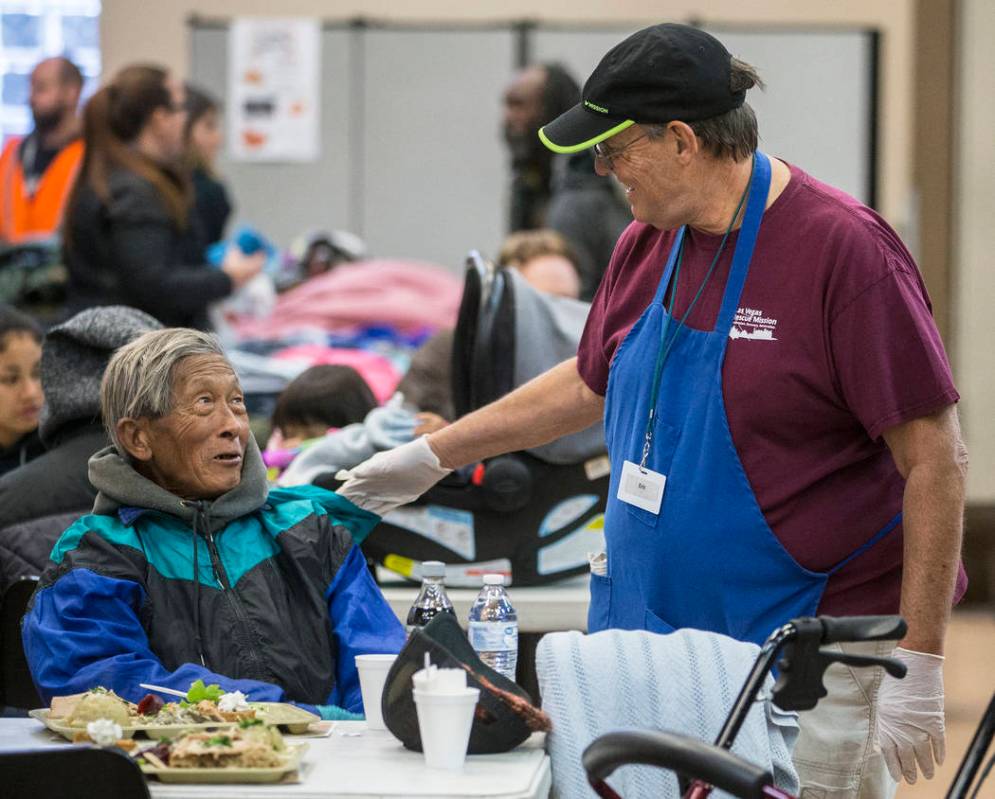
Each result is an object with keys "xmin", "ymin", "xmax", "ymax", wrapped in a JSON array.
[
  {"xmin": 272, "ymin": 345, "xmax": 401, "ymax": 404},
  {"xmin": 232, "ymin": 259, "xmax": 463, "ymax": 339}
]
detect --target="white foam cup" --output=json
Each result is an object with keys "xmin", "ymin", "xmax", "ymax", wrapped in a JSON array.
[
  {"xmin": 412, "ymin": 686, "xmax": 480, "ymax": 771},
  {"xmin": 412, "ymin": 666, "xmax": 467, "ymax": 693},
  {"xmin": 355, "ymin": 654, "xmax": 397, "ymax": 730}
]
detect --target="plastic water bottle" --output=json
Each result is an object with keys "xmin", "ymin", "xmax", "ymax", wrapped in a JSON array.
[
  {"xmin": 406, "ymin": 561, "xmax": 456, "ymax": 634},
  {"xmin": 467, "ymin": 574, "xmax": 518, "ymax": 681}
]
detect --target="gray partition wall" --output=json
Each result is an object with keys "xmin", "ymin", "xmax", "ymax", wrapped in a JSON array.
[
  {"xmin": 190, "ymin": 21, "xmax": 877, "ymax": 270},
  {"xmin": 360, "ymin": 29, "xmax": 514, "ymax": 268},
  {"xmin": 191, "ymin": 27, "xmax": 356, "ymax": 250}
]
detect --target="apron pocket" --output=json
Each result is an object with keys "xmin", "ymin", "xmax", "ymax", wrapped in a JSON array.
[
  {"xmin": 643, "ymin": 607, "xmax": 676, "ymax": 635},
  {"xmin": 587, "ymin": 573, "xmax": 612, "ymax": 633}
]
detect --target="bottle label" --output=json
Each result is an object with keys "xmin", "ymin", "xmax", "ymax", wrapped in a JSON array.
[{"xmin": 468, "ymin": 621, "xmax": 518, "ymax": 652}]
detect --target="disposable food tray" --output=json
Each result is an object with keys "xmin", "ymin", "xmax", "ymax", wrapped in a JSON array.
[
  {"xmin": 30, "ymin": 702, "xmax": 319, "ymax": 740},
  {"xmin": 138, "ymin": 742, "xmax": 307, "ymax": 784}
]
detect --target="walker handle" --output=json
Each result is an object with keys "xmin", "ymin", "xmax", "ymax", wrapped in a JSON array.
[
  {"xmin": 818, "ymin": 615, "xmax": 906, "ymax": 645},
  {"xmin": 583, "ymin": 730, "xmax": 772, "ymax": 799}
]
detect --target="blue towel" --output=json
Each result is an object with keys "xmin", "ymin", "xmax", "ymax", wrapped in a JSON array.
[
  {"xmin": 206, "ymin": 225, "xmax": 278, "ymax": 269},
  {"xmin": 536, "ymin": 627, "xmax": 799, "ymax": 799},
  {"xmin": 317, "ymin": 704, "xmax": 364, "ymax": 722}
]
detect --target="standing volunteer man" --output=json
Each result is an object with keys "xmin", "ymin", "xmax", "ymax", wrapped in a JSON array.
[
  {"xmin": 338, "ymin": 24, "xmax": 967, "ymax": 797},
  {"xmin": 0, "ymin": 57, "xmax": 84, "ymax": 243}
]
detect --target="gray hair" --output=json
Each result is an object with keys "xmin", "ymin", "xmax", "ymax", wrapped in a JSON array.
[
  {"xmin": 647, "ymin": 57, "xmax": 765, "ymax": 161},
  {"xmin": 101, "ymin": 328, "xmax": 227, "ymax": 455}
]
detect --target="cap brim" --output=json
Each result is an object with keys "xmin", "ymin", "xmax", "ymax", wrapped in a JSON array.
[{"xmin": 538, "ymin": 104, "xmax": 635, "ymax": 154}]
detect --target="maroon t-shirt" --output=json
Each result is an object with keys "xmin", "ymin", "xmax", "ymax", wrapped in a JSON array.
[{"xmin": 578, "ymin": 163, "xmax": 967, "ymax": 615}]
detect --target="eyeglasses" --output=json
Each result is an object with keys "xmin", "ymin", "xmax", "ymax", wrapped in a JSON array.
[{"xmin": 593, "ymin": 130, "xmax": 649, "ymax": 170}]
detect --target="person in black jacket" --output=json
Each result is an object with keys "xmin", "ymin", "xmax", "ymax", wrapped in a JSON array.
[
  {"xmin": 0, "ymin": 305, "xmax": 44, "ymax": 476},
  {"xmin": 62, "ymin": 64, "xmax": 262, "ymax": 328},
  {"xmin": 0, "ymin": 305, "xmax": 160, "ymax": 595},
  {"xmin": 184, "ymin": 84, "xmax": 232, "ymax": 246},
  {"xmin": 502, "ymin": 64, "xmax": 629, "ymax": 300},
  {"xmin": 503, "ymin": 63, "xmax": 579, "ymax": 233}
]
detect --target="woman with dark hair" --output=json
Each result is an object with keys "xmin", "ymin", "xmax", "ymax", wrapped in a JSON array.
[
  {"xmin": 0, "ymin": 305, "xmax": 44, "ymax": 475},
  {"xmin": 63, "ymin": 64, "xmax": 262, "ymax": 328},
  {"xmin": 184, "ymin": 84, "xmax": 231, "ymax": 246}
]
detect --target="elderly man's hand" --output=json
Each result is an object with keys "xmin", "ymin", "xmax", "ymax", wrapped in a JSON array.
[
  {"xmin": 876, "ymin": 647, "xmax": 946, "ymax": 785},
  {"xmin": 335, "ymin": 436, "xmax": 452, "ymax": 516}
]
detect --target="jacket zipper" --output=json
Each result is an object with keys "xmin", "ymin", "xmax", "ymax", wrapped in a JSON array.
[{"xmin": 198, "ymin": 512, "xmax": 270, "ymax": 680}]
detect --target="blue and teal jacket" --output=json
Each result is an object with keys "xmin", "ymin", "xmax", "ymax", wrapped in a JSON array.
[{"xmin": 22, "ymin": 440, "xmax": 405, "ymax": 714}]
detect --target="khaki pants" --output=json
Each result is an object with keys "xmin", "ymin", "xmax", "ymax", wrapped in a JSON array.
[{"xmin": 792, "ymin": 640, "xmax": 899, "ymax": 799}]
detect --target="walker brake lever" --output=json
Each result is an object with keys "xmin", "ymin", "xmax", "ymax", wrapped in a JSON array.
[
  {"xmin": 820, "ymin": 650, "xmax": 907, "ymax": 680},
  {"xmin": 772, "ymin": 617, "xmax": 907, "ymax": 711}
]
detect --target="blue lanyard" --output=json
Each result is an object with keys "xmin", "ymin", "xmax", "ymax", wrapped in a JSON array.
[{"xmin": 639, "ymin": 160, "xmax": 756, "ymax": 470}]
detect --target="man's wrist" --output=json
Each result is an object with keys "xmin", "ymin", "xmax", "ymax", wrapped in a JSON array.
[
  {"xmin": 897, "ymin": 633, "xmax": 945, "ymax": 656},
  {"xmin": 425, "ymin": 432, "xmax": 459, "ymax": 471}
]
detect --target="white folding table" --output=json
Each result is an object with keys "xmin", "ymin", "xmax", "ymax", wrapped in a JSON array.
[{"xmin": 0, "ymin": 718, "xmax": 550, "ymax": 799}]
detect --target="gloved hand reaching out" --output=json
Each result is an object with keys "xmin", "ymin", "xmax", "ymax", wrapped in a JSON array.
[
  {"xmin": 876, "ymin": 647, "xmax": 946, "ymax": 785},
  {"xmin": 335, "ymin": 435, "xmax": 452, "ymax": 516}
]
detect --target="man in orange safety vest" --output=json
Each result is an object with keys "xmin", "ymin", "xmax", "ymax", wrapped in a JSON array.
[{"xmin": 0, "ymin": 57, "xmax": 84, "ymax": 244}]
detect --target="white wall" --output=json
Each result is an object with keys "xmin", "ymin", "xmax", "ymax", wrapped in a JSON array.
[{"xmin": 954, "ymin": 0, "xmax": 995, "ymax": 503}]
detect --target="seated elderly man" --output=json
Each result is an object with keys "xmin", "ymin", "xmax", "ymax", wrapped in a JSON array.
[{"xmin": 22, "ymin": 328, "xmax": 405, "ymax": 718}]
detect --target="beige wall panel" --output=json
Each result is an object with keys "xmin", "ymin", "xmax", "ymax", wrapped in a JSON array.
[
  {"xmin": 102, "ymin": 0, "xmax": 913, "ymax": 228},
  {"xmin": 955, "ymin": 0, "xmax": 995, "ymax": 503}
]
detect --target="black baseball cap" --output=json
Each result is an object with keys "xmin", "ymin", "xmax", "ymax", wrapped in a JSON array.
[{"xmin": 539, "ymin": 23, "xmax": 745, "ymax": 153}]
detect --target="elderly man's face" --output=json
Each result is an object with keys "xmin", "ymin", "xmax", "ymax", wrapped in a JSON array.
[
  {"xmin": 595, "ymin": 124, "xmax": 692, "ymax": 231},
  {"xmin": 136, "ymin": 354, "xmax": 249, "ymax": 500}
]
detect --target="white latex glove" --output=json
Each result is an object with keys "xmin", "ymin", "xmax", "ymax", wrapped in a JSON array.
[
  {"xmin": 335, "ymin": 435, "xmax": 452, "ymax": 516},
  {"xmin": 876, "ymin": 646, "xmax": 946, "ymax": 784}
]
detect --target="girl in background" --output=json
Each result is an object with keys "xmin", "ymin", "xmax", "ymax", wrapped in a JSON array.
[
  {"xmin": 264, "ymin": 365, "xmax": 380, "ymax": 480},
  {"xmin": 270, "ymin": 364, "xmax": 379, "ymax": 449},
  {"xmin": 0, "ymin": 305, "xmax": 44, "ymax": 475},
  {"xmin": 184, "ymin": 84, "xmax": 232, "ymax": 246}
]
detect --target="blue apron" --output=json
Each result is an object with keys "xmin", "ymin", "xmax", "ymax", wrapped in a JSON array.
[{"xmin": 592, "ymin": 151, "xmax": 900, "ymax": 645}]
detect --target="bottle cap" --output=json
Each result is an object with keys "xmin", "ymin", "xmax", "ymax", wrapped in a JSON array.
[
  {"xmin": 421, "ymin": 561, "xmax": 446, "ymax": 578},
  {"xmin": 483, "ymin": 573, "xmax": 505, "ymax": 586}
]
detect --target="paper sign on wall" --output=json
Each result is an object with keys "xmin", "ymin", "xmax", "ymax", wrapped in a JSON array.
[{"xmin": 229, "ymin": 17, "xmax": 320, "ymax": 162}]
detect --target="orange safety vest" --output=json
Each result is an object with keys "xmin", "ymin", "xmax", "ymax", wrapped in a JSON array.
[{"xmin": 0, "ymin": 135, "xmax": 84, "ymax": 244}]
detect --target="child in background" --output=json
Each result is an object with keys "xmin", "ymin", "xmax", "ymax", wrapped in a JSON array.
[
  {"xmin": 0, "ymin": 305, "xmax": 45, "ymax": 475},
  {"xmin": 264, "ymin": 364, "xmax": 378, "ymax": 478}
]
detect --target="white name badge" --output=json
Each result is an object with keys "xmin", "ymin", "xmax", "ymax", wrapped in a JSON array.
[{"xmin": 617, "ymin": 460, "xmax": 666, "ymax": 515}]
